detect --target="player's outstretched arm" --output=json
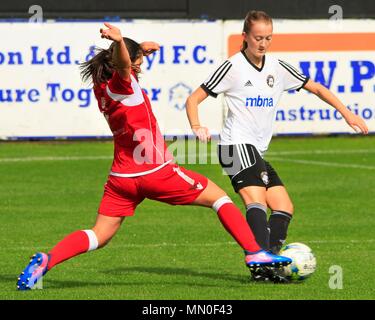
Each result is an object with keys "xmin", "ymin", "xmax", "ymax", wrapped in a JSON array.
[
  {"xmin": 186, "ymin": 87, "xmax": 211, "ymax": 142},
  {"xmin": 304, "ymin": 79, "xmax": 369, "ymax": 134},
  {"xmin": 100, "ymin": 22, "xmax": 131, "ymax": 80}
]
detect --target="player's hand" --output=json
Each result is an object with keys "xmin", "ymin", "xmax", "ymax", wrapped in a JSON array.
[
  {"xmin": 345, "ymin": 113, "xmax": 369, "ymax": 134},
  {"xmin": 140, "ymin": 41, "xmax": 160, "ymax": 56},
  {"xmin": 192, "ymin": 126, "xmax": 211, "ymax": 143},
  {"xmin": 100, "ymin": 22, "xmax": 123, "ymax": 42}
]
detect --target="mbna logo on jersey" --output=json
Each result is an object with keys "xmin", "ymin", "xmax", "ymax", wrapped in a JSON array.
[
  {"xmin": 267, "ymin": 75, "xmax": 275, "ymax": 88},
  {"xmin": 245, "ymin": 95, "xmax": 274, "ymax": 107}
]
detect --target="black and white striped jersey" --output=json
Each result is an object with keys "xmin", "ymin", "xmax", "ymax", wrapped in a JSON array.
[{"xmin": 201, "ymin": 51, "xmax": 309, "ymax": 156}]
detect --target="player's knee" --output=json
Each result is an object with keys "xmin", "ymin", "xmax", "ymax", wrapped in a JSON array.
[
  {"xmin": 193, "ymin": 180, "xmax": 227, "ymax": 207},
  {"xmin": 247, "ymin": 202, "xmax": 267, "ymax": 212},
  {"xmin": 286, "ymin": 201, "xmax": 294, "ymax": 215},
  {"xmin": 91, "ymin": 216, "xmax": 123, "ymax": 248},
  {"xmin": 275, "ymin": 201, "xmax": 294, "ymax": 215},
  {"xmin": 96, "ymin": 234, "xmax": 114, "ymax": 249},
  {"xmin": 212, "ymin": 195, "xmax": 233, "ymax": 213},
  {"xmin": 97, "ymin": 237, "xmax": 111, "ymax": 248},
  {"xmin": 91, "ymin": 227, "xmax": 115, "ymax": 248}
]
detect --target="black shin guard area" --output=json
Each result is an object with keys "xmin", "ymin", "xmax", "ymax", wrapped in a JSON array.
[
  {"xmin": 269, "ymin": 211, "xmax": 292, "ymax": 254},
  {"xmin": 246, "ymin": 206, "xmax": 269, "ymax": 251}
]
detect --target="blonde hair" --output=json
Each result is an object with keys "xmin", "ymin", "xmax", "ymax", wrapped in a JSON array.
[{"xmin": 242, "ymin": 10, "xmax": 273, "ymax": 50}]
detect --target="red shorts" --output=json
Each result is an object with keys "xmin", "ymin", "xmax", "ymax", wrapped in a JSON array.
[{"xmin": 98, "ymin": 163, "xmax": 208, "ymax": 217}]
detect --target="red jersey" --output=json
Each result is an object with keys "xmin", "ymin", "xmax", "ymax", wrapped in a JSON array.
[{"xmin": 94, "ymin": 71, "xmax": 173, "ymax": 177}]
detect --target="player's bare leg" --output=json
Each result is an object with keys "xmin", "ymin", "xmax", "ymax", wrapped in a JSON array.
[
  {"xmin": 266, "ymin": 186, "xmax": 294, "ymax": 214},
  {"xmin": 191, "ymin": 179, "xmax": 227, "ymax": 207},
  {"xmin": 92, "ymin": 215, "xmax": 125, "ymax": 248},
  {"xmin": 238, "ymin": 186, "xmax": 267, "ymax": 208}
]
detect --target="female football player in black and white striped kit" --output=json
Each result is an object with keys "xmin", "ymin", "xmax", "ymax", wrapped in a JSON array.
[{"xmin": 186, "ymin": 10, "xmax": 368, "ymax": 279}]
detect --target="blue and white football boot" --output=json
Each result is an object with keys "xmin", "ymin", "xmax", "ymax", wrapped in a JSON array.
[
  {"xmin": 17, "ymin": 252, "xmax": 49, "ymax": 290},
  {"xmin": 245, "ymin": 249, "xmax": 292, "ymax": 269},
  {"xmin": 245, "ymin": 250, "xmax": 292, "ymax": 283}
]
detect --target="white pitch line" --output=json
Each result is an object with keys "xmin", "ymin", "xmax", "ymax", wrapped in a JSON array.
[
  {"xmin": 308, "ymin": 239, "xmax": 375, "ymax": 244},
  {"xmin": 175, "ymin": 149, "xmax": 375, "ymax": 156},
  {"xmin": 267, "ymin": 157, "xmax": 375, "ymax": 170},
  {"xmin": 267, "ymin": 149, "xmax": 375, "ymax": 156},
  {"xmin": 98, "ymin": 239, "xmax": 375, "ymax": 248},
  {"xmin": 0, "ymin": 148, "xmax": 374, "ymax": 163}
]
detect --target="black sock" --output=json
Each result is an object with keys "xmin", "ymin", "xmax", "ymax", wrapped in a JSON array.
[
  {"xmin": 246, "ymin": 203, "xmax": 269, "ymax": 251},
  {"xmin": 269, "ymin": 211, "xmax": 292, "ymax": 254}
]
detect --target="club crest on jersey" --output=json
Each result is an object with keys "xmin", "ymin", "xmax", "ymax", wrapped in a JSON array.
[
  {"xmin": 169, "ymin": 82, "xmax": 192, "ymax": 110},
  {"xmin": 260, "ymin": 171, "xmax": 269, "ymax": 185},
  {"xmin": 266, "ymin": 75, "xmax": 275, "ymax": 88}
]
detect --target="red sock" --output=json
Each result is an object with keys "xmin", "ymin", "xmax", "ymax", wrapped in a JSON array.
[
  {"xmin": 214, "ymin": 197, "xmax": 261, "ymax": 253},
  {"xmin": 47, "ymin": 230, "xmax": 98, "ymax": 270}
]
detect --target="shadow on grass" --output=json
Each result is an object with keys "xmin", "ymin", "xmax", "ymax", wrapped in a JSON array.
[
  {"xmin": 103, "ymin": 267, "xmax": 301, "ymax": 286},
  {"xmin": 102, "ymin": 266, "xmax": 249, "ymax": 285},
  {"xmin": 1, "ymin": 267, "xmax": 301, "ymax": 294},
  {"xmin": 0, "ymin": 273, "xmax": 141, "ymax": 291},
  {"xmin": 0, "ymin": 265, "xmax": 252, "ymax": 290}
]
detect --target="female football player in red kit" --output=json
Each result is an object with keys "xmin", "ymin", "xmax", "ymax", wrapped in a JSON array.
[{"xmin": 16, "ymin": 23, "xmax": 291, "ymax": 290}]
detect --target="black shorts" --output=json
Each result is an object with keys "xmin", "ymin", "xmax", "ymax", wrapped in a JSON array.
[{"xmin": 218, "ymin": 144, "xmax": 284, "ymax": 193}]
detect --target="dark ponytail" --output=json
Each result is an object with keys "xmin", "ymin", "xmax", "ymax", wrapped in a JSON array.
[
  {"xmin": 80, "ymin": 46, "xmax": 114, "ymax": 85},
  {"xmin": 80, "ymin": 37, "xmax": 142, "ymax": 85}
]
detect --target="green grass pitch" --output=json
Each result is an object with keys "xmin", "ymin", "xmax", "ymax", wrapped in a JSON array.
[{"xmin": 0, "ymin": 136, "xmax": 374, "ymax": 300}]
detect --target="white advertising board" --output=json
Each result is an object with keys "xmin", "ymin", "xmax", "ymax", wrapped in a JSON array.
[
  {"xmin": 0, "ymin": 19, "xmax": 374, "ymax": 139},
  {"xmin": 0, "ymin": 20, "xmax": 224, "ymax": 138}
]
